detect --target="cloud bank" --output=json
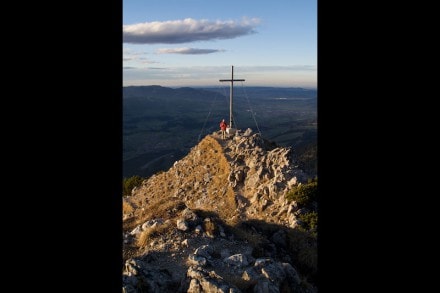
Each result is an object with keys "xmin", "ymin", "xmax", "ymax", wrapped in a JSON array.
[
  {"xmin": 123, "ymin": 18, "xmax": 260, "ymax": 44},
  {"xmin": 156, "ymin": 47, "xmax": 225, "ymax": 55}
]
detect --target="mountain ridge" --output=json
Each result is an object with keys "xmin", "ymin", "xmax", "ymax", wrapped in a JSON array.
[{"xmin": 122, "ymin": 129, "xmax": 317, "ymax": 292}]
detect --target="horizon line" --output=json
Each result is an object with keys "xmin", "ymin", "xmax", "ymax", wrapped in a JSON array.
[{"xmin": 122, "ymin": 84, "xmax": 317, "ymax": 90}]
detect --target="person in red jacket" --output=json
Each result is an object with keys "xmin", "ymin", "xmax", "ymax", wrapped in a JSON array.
[{"xmin": 219, "ymin": 119, "xmax": 228, "ymax": 140}]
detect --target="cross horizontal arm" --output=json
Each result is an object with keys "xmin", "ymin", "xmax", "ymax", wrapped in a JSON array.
[{"xmin": 219, "ymin": 79, "xmax": 245, "ymax": 82}]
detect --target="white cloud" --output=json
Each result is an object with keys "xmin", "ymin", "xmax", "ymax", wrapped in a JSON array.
[
  {"xmin": 156, "ymin": 47, "xmax": 225, "ymax": 55},
  {"xmin": 239, "ymin": 65, "xmax": 317, "ymax": 72},
  {"xmin": 123, "ymin": 48, "xmax": 157, "ymax": 64},
  {"xmin": 123, "ymin": 18, "xmax": 260, "ymax": 44}
]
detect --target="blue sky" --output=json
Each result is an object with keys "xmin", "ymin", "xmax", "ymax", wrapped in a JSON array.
[{"xmin": 123, "ymin": 0, "xmax": 317, "ymax": 88}]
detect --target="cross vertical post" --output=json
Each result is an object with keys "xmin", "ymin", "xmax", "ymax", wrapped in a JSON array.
[{"xmin": 219, "ymin": 66, "xmax": 245, "ymax": 129}]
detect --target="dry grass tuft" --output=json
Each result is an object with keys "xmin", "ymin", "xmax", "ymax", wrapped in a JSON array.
[
  {"xmin": 136, "ymin": 221, "xmax": 172, "ymax": 248},
  {"xmin": 122, "ymin": 200, "xmax": 134, "ymax": 214},
  {"xmin": 202, "ymin": 218, "xmax": 217, "ymax": 237},
  {"xmin": 130, "ymin": 198, "xmax": 186, "ymax": 231},
  {"xmin": 148, "ymin": 198, "xmax": 186, "ymax": 219}
]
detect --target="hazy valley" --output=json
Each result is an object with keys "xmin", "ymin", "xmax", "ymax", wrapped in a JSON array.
[{"xmin": 123, "ymin": 85, "xmax": 317, "ymax": 179}]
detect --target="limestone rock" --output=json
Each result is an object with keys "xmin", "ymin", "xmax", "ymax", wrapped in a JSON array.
[
  {"xmin": 176, "ymin": 219, "xmax": 189, "ymax": 231},
  {"xmin": 223, "ymin": 254, "xmax": 249, "ymax": 267}
]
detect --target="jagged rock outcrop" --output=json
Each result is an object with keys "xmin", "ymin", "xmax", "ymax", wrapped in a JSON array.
[
  {"xmin": 187, "ymin": 266, "xmax": 241, "ymax": 293},
  {"xmin": 222, "ymin": 129, "xmax": 308, "ymax": 226},
  {"xmin": 122, "ymin": 130, "xmax": 317, "ymax": 293}
]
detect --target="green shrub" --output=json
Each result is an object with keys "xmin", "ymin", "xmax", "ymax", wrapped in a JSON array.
[
  {"xmin": 285, "ymin": 180, "xmax": 317, "ymax": 207},
  {"xmin": 123, "ymin": 175, "xmax": 144, "ymax": 197},
  {"xmin": 287, "ymin": 229, "xmax": 317, "ymax": 275},
  {"xmin": 286, "ymin": 180, "xmax": 318, "ymax": 236},
  {"xmin": 298, "ymin": 212, "xmax": 318, "ymax": 232}
]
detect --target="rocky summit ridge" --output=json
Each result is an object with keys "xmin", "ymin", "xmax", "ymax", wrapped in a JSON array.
[{"xmin": 122, "ymin": 128, "xmax": 317, "ymax": 292}]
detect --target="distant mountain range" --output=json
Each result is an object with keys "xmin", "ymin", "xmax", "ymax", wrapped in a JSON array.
[{"xmin": 123, "ymin": 85, "xmax": 317, "ymax": 178}]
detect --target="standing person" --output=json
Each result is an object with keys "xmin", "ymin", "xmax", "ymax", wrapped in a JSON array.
[{"xmin": 219, "ymin": 119, "xmax": 228, "ymax": 140}]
